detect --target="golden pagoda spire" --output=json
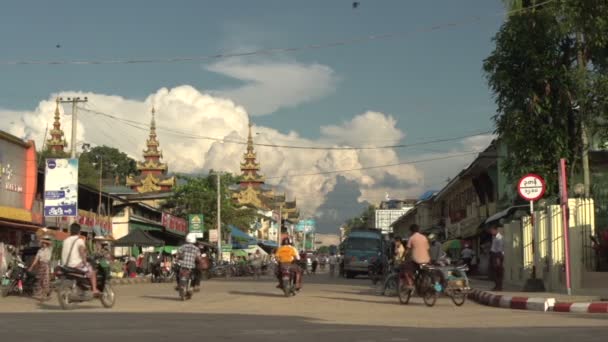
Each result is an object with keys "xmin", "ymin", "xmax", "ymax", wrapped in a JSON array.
[
  {"xmin": 46, "ymin": 98, "xmax": 67, "ymax": 153},
  {"xmin": 240, "ymin": 122, "xmax": 264, "ymax": 187}
]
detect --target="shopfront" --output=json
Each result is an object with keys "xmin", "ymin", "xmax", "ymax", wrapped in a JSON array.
[{"xmin": 0, "ymin": 131, "xmax": 39, "ymax": 248}]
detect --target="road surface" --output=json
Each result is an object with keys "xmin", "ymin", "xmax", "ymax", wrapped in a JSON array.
[{"xmin": 1, "ymin": 273, "xmax": 607, "ymax": 341}]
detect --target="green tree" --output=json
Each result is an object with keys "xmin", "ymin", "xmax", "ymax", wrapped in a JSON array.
[
  {"xmin": 484, "ymin": 1, "xmax": 608, "ymax": 197},
  {"xmin": 316, "ymin": 246, "xmax": 330, "ymax": 254},
  {"xmin": 163, "ymin": 173, "xmax": 257, "ymax": 237},
  {"xmin": 343, "ymin": 205, "xmax": 376, "ymax": 235},
  {"xmin": 80, "ymin": 146, "xmax": 137, "ymax": 185}
]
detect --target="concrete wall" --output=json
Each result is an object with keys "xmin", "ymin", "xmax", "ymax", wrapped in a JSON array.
[{"xmin": 502, "ymin": 199, "xmax": 596, "ymax": 294}]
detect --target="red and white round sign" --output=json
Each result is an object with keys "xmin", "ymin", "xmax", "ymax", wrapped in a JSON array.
[{"xmin": 517, "ymin": 173, "xmax": 546, "ymax": 201}]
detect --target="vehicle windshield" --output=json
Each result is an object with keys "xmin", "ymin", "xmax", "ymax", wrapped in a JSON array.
[{"xmin": 345, "ymin": 237, "xmax": 380, "ymax": 251}]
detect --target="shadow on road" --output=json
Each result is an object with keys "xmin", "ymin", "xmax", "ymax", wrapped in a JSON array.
[
  {"xmin": 0, "ymin": 312, "xmax": 606, "ymax": 342},
  {"xmin": 228, "ymin": 291, "xmax": 285, "ymax": 298},
  {"xmin": 141, "ymin": 295, "xmax": 183, "ymax": 302},
  {"xmin": 312, "ymin": 295, "xmax": 398, "ymax": 305}
]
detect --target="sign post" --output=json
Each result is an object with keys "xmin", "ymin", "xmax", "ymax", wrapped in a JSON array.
[
  {"xmin": 44, "ymin": 158, "xmax": 79, "ymax": 218},
  {"xmin": 558, "ymin": 159, "xmax": 572, "ymax": 295},
  {"xmin": 517, "ymin": 173, "xmax": 546, "ymax": 289}
]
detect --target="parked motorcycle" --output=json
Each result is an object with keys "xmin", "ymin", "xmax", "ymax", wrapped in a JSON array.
[
  {"xmin": 1, "ymin": 261, "xmax": 37, "ymax": 298},
  {"xmin": 279, "ymin": 264, "xmax": 298, "ymax": 297},
  {"xmin": 54, "ymin": 256, "xmax": 115, "ymax": 310}
]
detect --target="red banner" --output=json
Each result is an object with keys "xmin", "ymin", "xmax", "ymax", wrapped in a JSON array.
[{"xmin": 162, "ymin": 212, "xmax": 187, "ymax": 236}]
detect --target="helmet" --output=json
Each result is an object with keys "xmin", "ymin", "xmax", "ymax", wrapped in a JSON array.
[
  {"xmin": 186, "ymin": 234, "xmax": 197, "ymax": 244},
  {"xmin": 41, "ymin": 234, "xmax": 54, "ymax": 243},
  {"xmin": 281, "ymin": 237, "xmax": 293, "ymax": 246},
  {"xmin": 428, "ymin": 233, "xmax": 437, "ymax": 241}
]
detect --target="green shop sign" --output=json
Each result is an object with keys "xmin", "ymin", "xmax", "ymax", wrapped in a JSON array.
[{"xmin": 188, "ymin": 214, "xmax": 204, "ymax": 233}]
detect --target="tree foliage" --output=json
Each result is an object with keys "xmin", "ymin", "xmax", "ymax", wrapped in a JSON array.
[
  {"xmin": 80, "ymin": 146, "xmax": 137, "ymax": 187},
  {"xmin": 485, "ymin": 1, "xmax": 608, "ymax": 196},
  {"xmin": 163, "ymin": 173, "xmax": 257, "ymax": 235},
  {"xmin": 343, "ymin": 205, "xmax": 376, "ymax": 235}
]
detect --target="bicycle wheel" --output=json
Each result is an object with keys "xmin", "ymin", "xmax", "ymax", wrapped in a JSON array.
[
  {"xmin": 398, "ymin": 278, "xmax": 412, "ymax": 304},
  {"xmin": 420, "ymin": 273, "xmax": 438, "ymax": 307},
  {"xmin": 451, "ymin": 290, "xmax": 467, "ymax": 306}
]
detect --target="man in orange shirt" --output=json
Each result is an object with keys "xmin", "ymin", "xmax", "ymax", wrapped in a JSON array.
[{"xmin": 275, "ymin": 237, "xmax": 302, "ymax": 290}]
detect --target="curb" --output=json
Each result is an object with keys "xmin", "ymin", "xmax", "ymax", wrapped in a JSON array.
[
  {"xmin": 109, "ymin": 277, "xmax": 152, "ymax": 286},
  {"xmin": 553, "ymin": 302, "xmax": 608, "ymax": 314},
  {"xmin": 468, "ymin": 289, "xmax": 555, "ymax": 312}
]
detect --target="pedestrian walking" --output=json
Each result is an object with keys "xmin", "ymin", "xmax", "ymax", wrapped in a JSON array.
[
  {"xmin": 28, "ymin": 234, "xmax": 53, "ymax": 301},
  {"xmin": 311, "ymin": 255, "xmax": 318, "ymax": 274},
  {"xmin": 461, "ymin": 244, "xmax": 475, "ymax": 269},
  {"xmin": 328, "ymin": 253, "xmax": 337, "ymax": 277},
  {"xmin": 489, "ymin": 226, "xmax": 504, "ymax": 291}
]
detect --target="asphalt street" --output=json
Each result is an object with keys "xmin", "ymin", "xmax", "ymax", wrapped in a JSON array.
[{"xmin": 1, "ymin": 273, "xmax": 607, "ymax": 342}]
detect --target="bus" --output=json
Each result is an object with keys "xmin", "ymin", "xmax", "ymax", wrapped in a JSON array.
[{"xmin": 341, "ymin": 229, "xmax": 385, "ymax": 279}]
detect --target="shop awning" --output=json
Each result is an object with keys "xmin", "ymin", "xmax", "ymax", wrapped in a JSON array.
[
  {"xmin": 229, "ymin": 225, "xmax": 257, "ymax": 245},
  {"xmin": 129, "ymin": 222, "xmax": 163, "ymax": 232},
  {"xmin": 258, "ymin": 240, "xmax": 278, "ymax": 248},
  {"xmin": 114, "ymin": 229, "xmax": 164, "ymax": 247},
  {"xmin": 155, "ymin": 246, "xmax": 178, "ymax": 254},
  {"xmin": 232, "ymin": 249, "xmax": 248, "ymax": 257},
  {"xmin": 482, "ymin": 205, "xmax": 529, "ymax": 227}
]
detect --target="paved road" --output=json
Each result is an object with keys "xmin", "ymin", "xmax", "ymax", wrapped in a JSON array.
[{"xmin": 1, "ymin": 273, "xmax": 607, "ymax": 341}]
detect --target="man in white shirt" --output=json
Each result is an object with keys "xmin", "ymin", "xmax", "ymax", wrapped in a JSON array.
[
  {"xmin": 489, "ymin": 226, "xmax": 504, "ymax": 291},
  {"xmin": 61, "ymin": 223, "xmax": 100, "ymax": 295}
]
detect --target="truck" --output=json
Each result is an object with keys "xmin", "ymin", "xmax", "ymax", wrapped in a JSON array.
[{"xmin": 341, "ymin": 229, "xmax": 386, "ymax": 279}]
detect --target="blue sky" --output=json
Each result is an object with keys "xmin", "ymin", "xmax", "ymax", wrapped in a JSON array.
[
  {"xmin": 1, "ymin": 0, "xmax": 502, "ymax": 138},
  {"xmin": 0, "ymin": 0, "xmax": 507, "ymax": 231}
]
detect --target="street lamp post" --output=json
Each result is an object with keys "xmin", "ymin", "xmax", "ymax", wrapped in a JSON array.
[{"xmin": 216, "ymin": 172, "xmax": 222, "ymax": 260}]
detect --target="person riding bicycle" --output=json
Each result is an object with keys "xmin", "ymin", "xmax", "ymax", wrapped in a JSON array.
[
  {"xmin": 274, "ymin": 237, "xmax": 302, "ymax": 291},
  {"xmin": 403, "ymin": 224, "xmax": 431, "ymax": 290}
]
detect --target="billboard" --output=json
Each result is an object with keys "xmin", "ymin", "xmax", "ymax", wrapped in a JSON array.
[
  {"xmin": 296, "ymin": 219, "xmax": 316, "ymax": 233},
  {"xmin": 188, "ymin": 214, "xmax": 204, "ymax": 233},
  {"xmin": 44, "ymin": 158, "xmax": 78, "ymax": 217},
  {"xmin": 0, "ymin": 135, "xmax": 37, "ymax": 219},
  {"xmin": 162, "ymin": 212, "xmax": 187, "ymax": 236}
]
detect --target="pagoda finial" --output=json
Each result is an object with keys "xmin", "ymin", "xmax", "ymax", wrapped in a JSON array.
[
  {"xmin": 46, "ymin": 97, "xmax": 67, "ymax": 153},
  {"xmin": 150, "ymin": 107, "xmax": 156, "ymax": 130}
]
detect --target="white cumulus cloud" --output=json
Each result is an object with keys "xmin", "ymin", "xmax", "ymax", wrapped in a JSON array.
[
  {"xmin": 0, "ymin": 86, "xmax": 491, "ymax": 218},
  {"xmin": 206, "ymin": 59, "xmax": 338, "ymax": 116}
]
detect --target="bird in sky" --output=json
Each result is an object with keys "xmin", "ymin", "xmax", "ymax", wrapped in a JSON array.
[
  {"xmin": 352, "ymin": 2, "xmax": 359, "ymax": 9},
  {"xmin": 56, "ymin": 44, "xmax": 61, "ymax": 48}
]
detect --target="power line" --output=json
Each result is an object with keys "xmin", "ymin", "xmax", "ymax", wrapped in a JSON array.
[
  {"xmin": 265, "ymin": 151, "xmax": 481, "ymax": 180},
  {"xmin": 78, "ymin": 106, "xmax": 493, "ymax": 151},
  {"xmin": 0, "ymin": 0, "xmax": 555, "ymax": 67}
]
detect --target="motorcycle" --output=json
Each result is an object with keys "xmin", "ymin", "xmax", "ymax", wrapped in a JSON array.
[
  {"xmin": 397, "ymin": 263, "xmax": 442, "ymax": 307},
  {"xmin": 279, "ymin": 264, "xmax": 298, "ymax": 297},
  {"xmin": 54, "ymin": 256, "xmax": 115, "ymax": 310},
  {"xmin": 1, "ymin": 261, "xmax": 37, "ymax": 298},
  {"xmin": 176, "ymin": 266, "xmax": 194, "ymax": 301}
]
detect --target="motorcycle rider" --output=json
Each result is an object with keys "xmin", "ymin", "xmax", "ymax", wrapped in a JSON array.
[
  {"xmin": 175, "ymin": 234, "xmax": 200, "ymax": 291},
  {"xmin": 274, "ymin": 237, "xmax": 302, "ymax": 291},
  {"xmin": 61, "ymin": 223, "xmax": 100, "ymax": 296}
]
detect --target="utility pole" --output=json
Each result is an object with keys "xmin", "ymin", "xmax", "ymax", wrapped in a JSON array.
[
  {"xmin": 57, "ymin": 97, "xmax": 88, "ymax": 158},
  {"xmin": 277, "ymin": 203, "xmax": 283, "ymax": 247},
  {"xmin": 57, "ymin": 97, "xmax": 87, "ymax": 232},
  {"xmin": 575, "ymin": 32, "xmax": 591, "ymax": 197},
  {"xmin": 216, "ymin": 173, "xmax": 222, "ymax": 259}
]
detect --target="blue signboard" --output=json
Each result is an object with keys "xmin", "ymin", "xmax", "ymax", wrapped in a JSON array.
[
  {"xmin": 44, "ymin": 158, "xmax": 78, "ymax": 217},
  {"xmin": 296, "ymin": 219, "xmax": 316, "ymax": 233}
]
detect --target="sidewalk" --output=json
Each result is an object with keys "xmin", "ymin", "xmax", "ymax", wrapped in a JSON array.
[{"xmin": 470, "ymin": 278, "xmax": 608, "ymax": 313}]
